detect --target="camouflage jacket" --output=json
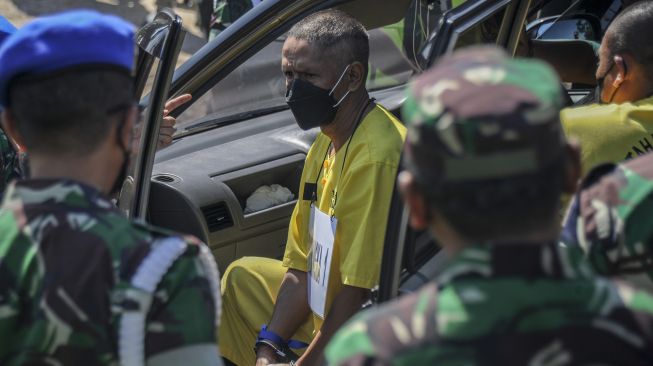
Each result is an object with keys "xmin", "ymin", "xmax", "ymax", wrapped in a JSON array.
[
  {"xmin": 0, "ymin": 179, "xmax": 222, "ymax": 365},
  {"xmin": 0, "ymin": 128, "xmax": 22, "ymax": 198},
  {"xmin": 326, "ymin": 243, "xmax": 653, "ymax": 365},
  {"xmin": 562, "ymin": 155, "xmax": 653, "ymax": 291}
]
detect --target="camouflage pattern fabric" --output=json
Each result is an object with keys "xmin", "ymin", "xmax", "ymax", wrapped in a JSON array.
[
  {"xmin": 562, "ymin": 153, "xmax": 653, "ymax": 284},
  {"xmin": 326, "ymin": 243, "xmax": 653, "ymax": 365},
  {"xmin": 0, "ymin": 179, "xmax": 221, "ymax": 365},
  {"xmin": 0, "ymin": 128, "xmax": 21, "ymax": 197},
  {"xmin": 401, "ymin": 46, "xmax": 565, "ymax": 185}
]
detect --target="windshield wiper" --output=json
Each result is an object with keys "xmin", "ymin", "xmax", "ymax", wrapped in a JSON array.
[{"xmin": 178, "ymin": 104, "xmax": 290, "ymax": 136}]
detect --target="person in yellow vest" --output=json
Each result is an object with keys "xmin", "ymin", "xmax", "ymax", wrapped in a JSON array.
[
  {"xmin": 562, "ymin": 1, "xmax": 653, "ymax": 175},
  {"xmin": 218, "ymin": 10, "xmax": 406, "ymax": 366}
]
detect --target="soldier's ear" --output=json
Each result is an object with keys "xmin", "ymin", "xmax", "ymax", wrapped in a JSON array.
[
  {"xmin": 563, "ymin": 139, "xmax": 582, "ymax": 194},
  {"xmin": 399, "ymin": 170, "xmax": 431, "ymax": 230},
  {"xmin": 1, "ymin": 109, "xmax": 26, "ymax": 152}
]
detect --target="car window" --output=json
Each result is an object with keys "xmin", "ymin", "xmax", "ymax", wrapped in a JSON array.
[
  {"xmin": 175, "ymin": 26, "xmax": 415, "ymax": 132},
  {"xmin": 118, "ymin": 57, "xmax": 162, "ymax": 217},
  {"xmin": 452, "ymin": 7, "xmax": 508, "ymax": 50},
  {"xmin": 176, "ymin": 36, "xmax": 286, "ymax": 131},
  {"xmin": 140, "ymin": 58, "xmax": 161, "ymax": 102},
  {"xmin": 175, "ymin": 1, "xmax": 447, "ymax": 133}
]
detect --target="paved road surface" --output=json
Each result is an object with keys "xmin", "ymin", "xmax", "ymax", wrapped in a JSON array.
[{"xmin": 0, "ymin": 0, "xmax": 207, "ymax": 65}]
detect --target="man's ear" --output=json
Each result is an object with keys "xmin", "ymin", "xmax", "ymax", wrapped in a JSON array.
[
  {"xmin": 612, "ymin": 55, "xmax": 627, "ymax": 88},
  {"xmin": 348, "ymin": 61, "xmax": 366, "ymax": 92},
  {"xmin": 1, "ymin": 109, "xmax": 26, "ymax": 152},
  {"xmin": 562, "ymin": 139, "xmax": 582, "ymax": 194},
  {"xmin": 398, "ymin": 170, "xmax": 431, "ymax": 230},
  {"xmin": 119, "ymin": 105, "xmax": 138, "ymax": 151}
]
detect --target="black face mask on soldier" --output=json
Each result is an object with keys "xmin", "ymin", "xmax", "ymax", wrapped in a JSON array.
[{"xmin": 285, "ymin": 65, "xmax": 352, "ymax": 130}]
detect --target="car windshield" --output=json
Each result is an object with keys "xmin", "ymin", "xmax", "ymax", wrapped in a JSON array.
[{"xmin": 175, "ymin": 2, "xmax": 446, "ymax": 133}]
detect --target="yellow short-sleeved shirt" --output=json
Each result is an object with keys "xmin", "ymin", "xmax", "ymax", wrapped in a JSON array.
[
  {"xmin": 561, "ymin": 95, "xmax": 653, "ymax": 175},
  {"xmin": 282, "ymin": 103, "xmax": 406, "ymax": 326}
]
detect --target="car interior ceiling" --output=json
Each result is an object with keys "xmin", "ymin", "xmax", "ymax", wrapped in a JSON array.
[{"xmin": 337, "ymin": 0, "xmax": 413, "ymax": 29}]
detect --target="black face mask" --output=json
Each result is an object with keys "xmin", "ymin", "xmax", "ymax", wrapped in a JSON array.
[{"xmin": 285, "ymin": 65, "xmax": 351, "ymax": 130}]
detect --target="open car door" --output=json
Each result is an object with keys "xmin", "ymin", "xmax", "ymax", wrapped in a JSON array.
[
  {"xmin": 377, "ymin": 0, "xmax": 532, "ymax": 304},
  {"xmin": 117, "ymin": 10, "xmax": 185, "ymax": 220}
]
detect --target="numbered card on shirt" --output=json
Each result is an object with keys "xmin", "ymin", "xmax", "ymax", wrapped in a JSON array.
[{"xmin": 307, "ymin": 205, "xmax": 337, "ymax": 319}]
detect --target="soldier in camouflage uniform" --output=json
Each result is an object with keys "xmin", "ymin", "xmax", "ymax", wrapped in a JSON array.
[
  {"xmin": 562, "ymin": 153, "xmax": 653, "ymax": 293},
  {"xmin": 325, "ymin": 47, "xmax": 653, "ymax": 365},
  {"xmin": 0, "ymin": 16, "xmax": 21, "ymax": 198},
  {"xmin": 0, "ymin": 10, "xmax": 222, "ymax": 365}
]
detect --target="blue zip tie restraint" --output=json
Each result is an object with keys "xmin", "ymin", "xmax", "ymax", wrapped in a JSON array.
[
  {"xmin": 258, "ymin": 325, "xmax": 309, "ymax": 349},
  {"xmin": 254, "ymin": 325, "xmax": 309, "ymax": 361}
]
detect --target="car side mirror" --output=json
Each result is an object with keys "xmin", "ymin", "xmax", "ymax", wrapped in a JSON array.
[{"xmin": 526, "ymin": 14, "xmax": 601, "ymax": 42}]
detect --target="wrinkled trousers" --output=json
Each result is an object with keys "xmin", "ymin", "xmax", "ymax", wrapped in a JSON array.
[{"xmin": 219, "ymin": 257, "xmax": 314, "ymax": 365}]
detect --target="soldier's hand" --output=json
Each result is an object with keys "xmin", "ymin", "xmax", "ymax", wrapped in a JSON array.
[{"xmin": 158, "ymin": 93, "xmax": 192, "ymax": 149}]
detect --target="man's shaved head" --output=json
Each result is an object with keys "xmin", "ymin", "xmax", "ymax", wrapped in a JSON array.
[
  {"xmin": 287, "ymin": 9, "xmax": 369, "ymax": 77},
  {"xmin": 605, "ymin": 1, "xmax": 653, "ymax": 80}
]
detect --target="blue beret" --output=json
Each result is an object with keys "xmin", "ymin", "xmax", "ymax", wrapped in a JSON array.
[
  {"xmin": 0, "ymin": 10, "xmax": 135, "ymax": 107},
  {"xmin": 0, "ymin": 16, "xmax": 17, "ymax": 45}
]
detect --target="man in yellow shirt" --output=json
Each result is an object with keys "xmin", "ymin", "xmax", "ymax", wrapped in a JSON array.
[
  {"xmin": 218, "ymin": 10, "xmax": 406, "ymax": 366},
  {"xmin": 561, "ymin": 1, "xmax": 653, "ymax": 174}
]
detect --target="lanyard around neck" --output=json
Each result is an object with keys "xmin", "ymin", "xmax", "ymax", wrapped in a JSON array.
[{"xmin": 308, "ymin": 99, "xmax": 374, "ymax": 211}]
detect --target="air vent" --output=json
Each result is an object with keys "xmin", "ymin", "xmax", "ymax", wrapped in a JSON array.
[
  {"xmin": 201, "ymin": 202, "xmax": 233, "ymax": 232},
  {"xmin": 153, "ymin": 174, "xmax": 176, "ymax": 183}
]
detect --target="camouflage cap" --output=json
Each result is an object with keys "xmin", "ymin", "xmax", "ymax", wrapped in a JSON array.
[{"xmin": 402, "ymin": 46, "xmax": 566, "ymax": 185}]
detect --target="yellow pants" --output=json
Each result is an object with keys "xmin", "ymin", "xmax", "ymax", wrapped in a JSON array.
[{"xmin": 218, "ymin": 257, "xmax": 315, "ymax": 365}]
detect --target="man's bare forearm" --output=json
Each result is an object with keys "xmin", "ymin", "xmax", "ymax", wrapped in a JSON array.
[
  {"xmin": 297, "ymin": 285, "xmax": 369, "ymax": 366},
  {"xmin": 267, "ymin": 269, "xmax": 311, "ymax": 338}
]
